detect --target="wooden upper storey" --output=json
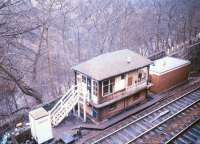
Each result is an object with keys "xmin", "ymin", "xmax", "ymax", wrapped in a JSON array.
[
  {"xmin": 75, "ymin": 66, "xmax": 149, "ymax": 107},
  {"xmin": 72, "ymin": 49, "xmax": 152, "ymax": 107}
]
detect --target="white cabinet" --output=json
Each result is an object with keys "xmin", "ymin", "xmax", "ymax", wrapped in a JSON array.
[{"xmin": 29, "ymin": 107, "xmax": 53, "ymax": 144}]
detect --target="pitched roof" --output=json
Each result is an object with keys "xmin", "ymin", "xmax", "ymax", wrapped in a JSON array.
[{"xmin": 72, "ymin": 49, "xmax": 152, "ymax": 81}]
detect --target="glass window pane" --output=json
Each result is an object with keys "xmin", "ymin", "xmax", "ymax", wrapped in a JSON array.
[
  {"xmin": 103, "ymin": 85, "xmax": 109, "ymax": 95},
  {"xmin": 82, "ymin": 76, "xmax": 86, "ymax": 83},
  {"xmin": 103, "ymin": 80, "xmax": 109, "ymax": 86},
  {"xmin": 110, "ymin": 84, "xmax": 113, "ymax": 93},
  {"xmin": 121, "ymin": 74, "xmax": 125, "ymax": 79}
]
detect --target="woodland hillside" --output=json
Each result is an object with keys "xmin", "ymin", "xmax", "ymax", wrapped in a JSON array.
[{"xmin": 0, "ymin": 0, "xmax": 200, "ymax": 121}]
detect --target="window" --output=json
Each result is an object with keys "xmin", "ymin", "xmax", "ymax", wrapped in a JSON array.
[
  {"xmin": 103, "ymin": 81, "xmax": 109, "ymax": 95},
  {"xmin": 93, "ymin": 81, "xmax": 98, "ymax": 96},
  {"xmin": 110, "ymin": 84, "xmax": 113, "ymax": 93},
  {"xmin": 76, "ymin": 73, "xmax": 82, "ymax": 83},
  {"xmin": 82, "ymin": 75, "xmax": 86, "ymax": 83},
  {"xmin": 108, "ymin": 103, "xmax": 117, "ymax": 111},
  {"xmin": 121, "ymin": 74, "xmax": 125, "ymax": 79},
  {"xmin": 87, "ymin": 77, "xmax": 91, "ymax": 87},
  {"xmin": 138, "ymin": 72, "xmax": 142, "ymax": 81},
  {"xmin": 138, "ymin": 68, "xmax": 147, "ymax": 83},
  {"xmin": 102, "ymin": 79, "xmax": 114, "ymax": 96},
  {"xmin": 142, "ymin": 72, "xmax": 146, "ymax": 80}
]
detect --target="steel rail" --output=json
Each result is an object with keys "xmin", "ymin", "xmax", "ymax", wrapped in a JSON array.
[
  {"xmin": 164, "ymin": 118, "xmax": 200, "ymax": 144},
  {"xmin": 92, "ymin": 87, "xmax": 200, "ymax": 144},
  {"xmin": 125, "ymin": 99, "xmax": 200, "ymax": 144}
]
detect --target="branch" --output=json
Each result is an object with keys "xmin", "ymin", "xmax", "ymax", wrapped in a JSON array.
[
  {"xmin": 0, "ymin": 64, "xmax": 42, "ymax": 104},
  {"xmin": 0, "ymin": 25, "xmax": 41, "ymax": 37}
]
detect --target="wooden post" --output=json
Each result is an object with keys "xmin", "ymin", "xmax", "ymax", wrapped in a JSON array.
[
  {"xmin": 78, "ymin": 102, "xmax": 80, "ymax": 118},
  {"xmin": 101, "ymin": 81, "xmax": 103, "ymax": 97},
  {"xmin": 147, "ymin": 66, "xmax": 150, "ymax": 86},
  {"xmin": 83, "ymin": 91, "xmax": 87, "ymax": 122},
  {"xmin": 73, "ymin": 106, "xmax": 75, "ymax": 115},
  {"xmin": 91, "ymin": 79, "xmax": 93, "ymax": 102}
]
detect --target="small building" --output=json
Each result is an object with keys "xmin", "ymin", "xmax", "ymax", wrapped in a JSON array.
[
  {"xmin": 29, "ymin": 107, "xmax": 53, "ymax": 144},
  {"xmin": 72, "ymin": 49, "xmax": 152, "ymax": 122},
  {"xmin": 149, "ymin": 56, "xmax": 190, "ymax": 93}
]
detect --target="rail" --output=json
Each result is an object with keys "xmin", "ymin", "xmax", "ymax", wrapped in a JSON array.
[
  {"xmin": 49, "ymin": 84, "xmax": 82, "ymax": 126},
  {"xmin": 126, "ymin": 97, "xmax": 200, "ymax": 143},
  {"xmin": 92, "ymin": 88, "xmax": 200, "ymax": 144},
  {"xmin": 165, "ymin": 118, "xmax": 200, "ymax": 144}
]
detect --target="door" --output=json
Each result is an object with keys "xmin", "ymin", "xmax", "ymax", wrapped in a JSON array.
[{"xmin": 92, "ymin": 108, "xmax": 97, "ymax": 118}]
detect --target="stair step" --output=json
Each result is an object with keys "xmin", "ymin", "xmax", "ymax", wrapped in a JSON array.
[{"xmin": 49, "ymin": 86, "xmax": 80, "ymax": 126}]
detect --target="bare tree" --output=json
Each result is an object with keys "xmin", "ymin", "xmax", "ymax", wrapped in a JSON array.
[{"xmin": 0, "ymin": 0, "xmax": 42, "ymax": 104}]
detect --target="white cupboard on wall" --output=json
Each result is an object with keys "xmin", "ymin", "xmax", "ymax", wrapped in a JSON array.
[{"xmin": 114, "ymin": 75, "xmax": 125, "ymax": 92}]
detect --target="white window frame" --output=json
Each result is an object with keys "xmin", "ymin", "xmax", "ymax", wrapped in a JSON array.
[
  {"xmin": 92, "ymin": 80, "xmax": 98, "ymax": 96},
  {"xmin": 92, "ymin": 80, "xmax": 98, "ymax": 104},
  {"xmin": 102, "ymin": 79, "xmax": 114, "ymax": 97}
]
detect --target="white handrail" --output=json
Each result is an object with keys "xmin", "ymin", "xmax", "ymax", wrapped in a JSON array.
[
  {"xmin": 49, "ymin": 83, "xmax": 85, "ymax": 126},
  {"xmin": 49, "ymin": 84, "xmax": 80, "ymax": 114}
]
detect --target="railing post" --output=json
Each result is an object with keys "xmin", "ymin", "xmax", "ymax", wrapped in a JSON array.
[
  {"xmin": 73, "ymin": 106, "xmax": 76, "ymax": 115},
  {"xmin": 76, "ymin": 84, "xmax": 81, "ymax": 118},
  {"xmin": 78, "ymin": 102, "xmax": 80, "ymax": 117},
  {"xmin": 48, "ymin": 84, "xmax": 86, "ymax": 126},
  {"xmin": 83, "ymin": 86, "xmax": 87, "ymax": 122},
  {"xmin": 73, "ymin": 87, "xmax": 77, "ymax": 115}
]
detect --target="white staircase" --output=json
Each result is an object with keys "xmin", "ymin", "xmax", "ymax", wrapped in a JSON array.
[{"xmin": 49, "ymin": 85, "xmax": 81, "ymax": 127}]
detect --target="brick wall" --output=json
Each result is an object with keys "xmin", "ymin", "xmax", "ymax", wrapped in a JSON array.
[
  {"xmin": 97, "ymin": 90, "xmax": 146, "ymax": 121},
  {"xmin": 150, "ymin": 65, "xmax": 190, "ymax": 93},
  {"xmin": 125, "ymin": 90, "xmax": 146, "ymax": 109}
]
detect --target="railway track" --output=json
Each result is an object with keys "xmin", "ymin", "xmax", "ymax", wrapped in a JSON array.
[
  {"xmin": 92, "ymin": 89, "xmax": 200, "ymax": 144},
  {"xmin": 131, "ymin": 98, "xmax": 200, "ymax": 144},
  {"xmin": 165, "ymin": 118, "xmax": 200, "ymax": 144}
]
